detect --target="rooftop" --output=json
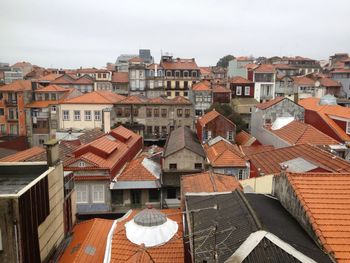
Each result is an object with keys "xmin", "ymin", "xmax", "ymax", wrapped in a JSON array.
[
  {"xmin": 229, "ymin": 76, "xmax": 253, "ymax": 84},
  {"xmin": 0, "ymin": 80, "xmax": 32, "ymax": 92},
  {"xmin": 255, "ymin": 96, "xmax": 285, "ymax": 110},
  {"xmin": 197, "ymin": 109, "xmax": 235, "ymax": 127},
  {"xmin": 62, "ymin": 91, "xmax": 125, "ymax": 104},
  {"xmin": 161, "ymin": 58, "xmax": 199, "ymax": 70},
  {"xmin": 235, "ymin": 130, "xmax": 259, "ymax": 146},
  {"xmin": 285, "ymin": 173, "xmax": 350, "ymax": 262}
]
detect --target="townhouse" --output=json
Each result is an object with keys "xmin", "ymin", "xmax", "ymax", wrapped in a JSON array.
[
  {"xmin": 51, "ymin": 73, "xmax": 95, "ymax": 93},
  {"xmin": 330, "ymin": 58, "xmax": 350, "ymax": 98},
  {"xmin": 128, "ymin": 57, "xmax": 146, "ymax": 96},
  {"xmin": 253, "ymin": 64, "xmax": 276, "ymax": 102},
  {"xmin": 111, "ymin": 71, "xmax": 129, "ymax": 95},
  {"xmin": 145, "ymin": 63, "xmax": 165, "ymax": 98},
  {"xmin": 76, "ymin": 68, "xmax": 113, "ymax": 91},
  {"xmin": 58, "ymin": 90, "xmax": 125, "ymax": 132},
  {"xmin": 114, "ymin": 95, "xmax": 194, "ymax": 141},
  {"xmin": 190, "ymin": 80, "xmax": 212, "ymax": 116},
  {"xmin": 160, "ymin": 54, "xmax": 201, "ymax": 99},
  {"xmin": 0, "ymin": 80, "xmax": 32, "ymax": 136}
]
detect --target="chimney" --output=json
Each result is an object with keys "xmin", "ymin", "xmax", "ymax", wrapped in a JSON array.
[{"xmin": 44, "ymin": 139, "xmax": 60, "ymax": 166}]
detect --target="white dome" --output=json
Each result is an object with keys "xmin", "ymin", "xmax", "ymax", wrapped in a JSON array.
[
  {"xmin": 271, "ymin": 117, "xmax": 295, "ymax": 130},
  {"xmin": 125, "ymin": 209, "xmax": 178, "ymax": 247}
]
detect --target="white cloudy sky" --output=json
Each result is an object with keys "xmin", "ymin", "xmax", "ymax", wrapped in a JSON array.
[{"xmin": 0, "ymin": 0, "xmax": 349, "ymax": 68}]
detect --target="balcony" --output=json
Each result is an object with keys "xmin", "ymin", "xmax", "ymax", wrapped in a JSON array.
[
  {"xmin": 6, "ymin": 115, "xmax": 18, "ymax": 122},
  {"xmin": 5, "ymin": 99, "xmax": 17, "ymax": 106}
]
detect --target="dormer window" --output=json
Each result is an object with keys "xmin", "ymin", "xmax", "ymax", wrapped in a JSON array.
[
  {"xmin": 78, "ymin": 161, "xmax": 86, "ymax": 167},
  {"xmin": 166, "ymin": 70, "xmax": 172, "ymax": 77}
]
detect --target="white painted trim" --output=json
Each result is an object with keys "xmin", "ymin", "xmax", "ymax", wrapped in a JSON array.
[
  {"xmin": 225, "ymin": 230, "xmax": 317, "ymax": 263},
  {"xmin": 328, "ymin": 114, "xmax": 350, "ymax": 123}
]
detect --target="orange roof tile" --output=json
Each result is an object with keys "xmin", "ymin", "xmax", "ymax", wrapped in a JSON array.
[
  {"xmin": 146, "ymin": 63, "xmax": 163, "ymax": 70},
  {"xmin": 212, "ymin": 85, "xmax": 231, "ymax": 93},
  {"xmin": 181, "ymin": 171, "xmax": 242, "ymax": 194},
  {"xmin": 249, "ymin": 144, "xmax": 350, "ymax": 175},
  {"xmin": 240, "ymin": 145, "xmax": 274, "ymax": 156},
  {"xmin": 11, "ymin": 61, "xmax": 32, "ymax": 68},
  {"xmin": 199, "ymin": 67, "xmax": 211, "ymax": 75},
  {"xmin": 286, "ymin": 173, "xmax": 350, "ymax": 262},
  {"xmin": 205, "ymin": 140, "xmax": 247, "ymax": 167},
  {"xmin": 229, "ymin": 76, "xmax": 253, "ymax": 84},
  {"xmin": 0, "ymin": 80, "xmax": 32, "ymax": 92},
  {"xmin": 319, "ymin": 77, "xmax": 341, "ymax": 87},
  {"xmin": 36, "ymin": 73, "xmax": 62, "ymax": 82},
  {"xmin": 117, "ymin": 156, "xmax": 158, "ymax": 181},
  {"xmin": 254, "ymin": 64, "xmax": 276, "ymax": 73},
  {"xmin": 299, "ymin": 98, "xmax": 350, "ymax": 142},
  {"xmin": 110, "ymin": 209, "xmax": 184, "ymax": 262},
  {"xmin": 129, "ymin": 57, "xmax": 142, "ymax": 63},
  {"xmin": 269, "ymin": 120, "xmax": 340, "ymax": 145},
  {"xmin": 192, "ymin": 80, "xmax": 211, "ymax": 91},
  {"xmin": 244, "ymin": 63, "xmax": 259, "ymax": 70},
  {"xmin": 62, "ymin": 91, "xmax": 125, "ymax": 104},
  {"xmin": 197, "ymin": 109, "xmax": 234, "ymax": 128},
  {"xmin": 235, "ymin": 130, "xmax": 257, "ymax": 146},
  {"xmin": 59, "ymin": 218, "xmax": 114, "ymax": 263},
  {"xmin": 26, "ymin": 100, "xmax": 59, "ymax": 108},
  {"xmin": 0, "ymin": 146, "xmax": 45, "ymax": 162},
  {"xmin": 112, "ymin": 72, "xmax": 129, "ymax": 83},
  {"xmin": 35, "ymin": 84, "xmax": 69, "ymax": 92},
  {"xmin": 161, "ymin": 58, "xmax": 199, "ymax": 70},
  {"xmin": 255, "ymin": 97, "xmax": 285, "ymax": 110},
  {"xmin": 292, "ymin": 76, "xmax": 315, "ymax": 86}
]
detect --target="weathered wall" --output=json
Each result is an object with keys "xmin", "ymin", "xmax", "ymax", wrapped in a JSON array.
[{"xmin": 163, "ymin": 148, "xmax": 205, "ymax": 172}]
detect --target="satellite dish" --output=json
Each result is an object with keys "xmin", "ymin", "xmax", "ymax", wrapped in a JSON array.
[{"xmin": 315, "ymin": 80, "xmax": 320, "ymax": 87}]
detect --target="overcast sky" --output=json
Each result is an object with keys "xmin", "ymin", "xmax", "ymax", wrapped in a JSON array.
[{"xmin": 0, "ymin": 0, "xmax": 349, "ymax": 69}]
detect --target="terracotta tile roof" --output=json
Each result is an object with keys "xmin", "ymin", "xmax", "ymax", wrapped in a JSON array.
[
  {"xmin": 62, "ymin": 91, "xmax": 125, "ymax": 104},
  {"xmin": 199, "ymin": 67, "xmax": 211, "ymax": 75},
  {"xmin": 236, "ymin": 56, "xmax": 252, "ymax": 61},
  {"xmin": 117, "ymin": 156, "xmax": 158, "ymax": 181},
  {"xmin": 240, "ymin": 145, "xmax": 274, "ymax": 156},
  {"xmin": 146, "ymin": 63, "xmax": 163, "ymax": 70},
  {"xmin": 59, "ymin": 218, "xmax": 114, "ymax": 263},
  {"xmin": 181, "ymin": 171, "xmax": 242, "ymax": 193},
  {"xmin": 73, "ymin": 75, "xmax": 95, "ymax": 84},
  {"xmin": 0, "ymin": 146, "xmax": 45, "ymax": 162},
  {"xmin": 229, "ymin": 76, "xmax": 253, "ymax": 84},
  {"xmin": 110, "ymin": 209, "xmax": 184, "ymax": 262},
  {"xmin": 77, "ymin": 68, "xmax": 110, "ymax": 74},
  {"xmin": 192, "ymin": 80, "xmax": 211, "ymax": 91},
  {"xmin": 161, "ymin": 58, "xmax": 199, "ymax": 70},
  {"xmin": 0, "ymin": 80, "xmax": 32, "ymax": 92},
  {"xmin": 255, "ymin": 96, "xmax": 285, "ymax": 110},
  {"xmin": 197, "ymin": 109, "xmax": 234, "ymax": 127},
  {"xmin": 112, "ymin": 72, "xmax": 129, "ymax": 83},
  {"xmin": 286, "ymin": 172, "xmax": 350, "ymax": 262},
  {"xmin": 78, "ymin": 128, "xmax": 105, "ymax": 144},
  {"xmin": 319, "ymin": 77, "xmax": 341, "ymax": 87},
  {"xmin": 244, "ymin": 63, "xmax": 259, "ymax": 70},
  {"xmin": 212, "ymin": 85, "xmax": 231, "ymax": 93},
  {"xmin": 299, "ymin": 98, "xmax": 350, "ymax": 142},
  {"xmin": 66, "ymin": 126, "xmax": 142, "ymax": 175},
  {"xmin": 235, "ymin": 130, "xmax": 258, "ymax": 146},
  {"xmin": 254, "ymin": 64, "xmax": 276, "ymax": 73},
  {"xmin": 35, "ymin": 84, "xmax": 68, "ymax": 92},
  {"xmin": 128, "ymin": 57, "xmax": 142, "ymax": 63},
  {"xmin": 36, "ymin": 73, "xmax": 62, "ymax": 82},
  {"xmin": 292, "ymin": 76, "xmax": 315, "ymax": 86},
  {"xmin": 11, "ymin": 61, "xmax": 32, "ymax": 68},
  {"xmin": 26, "ymin": 100, "xmax": 59, "ymax": 108},
  {"xmin": 204, "ymin": 140, "xmax": 247, "ymax": 167},
  {"xmin": 249, "ymin": 144, "xmax": 350, "ymax": 175},
  {"xmin": 269, "ymin": 120, "xmax": 340, "ymax": 145}
]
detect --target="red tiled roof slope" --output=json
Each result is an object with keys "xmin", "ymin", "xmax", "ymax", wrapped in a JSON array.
[
  {"xmin": 205, "ymin": 140, "xmax": 246, "ymax": 167},
  {"xmin": 255, "ymin": 97, "xmax": 285, "ymax": 110},
  {"xmin": 287, "ymin": 173, "xmax": 350, "ymax": 263},
  {"xmin": 0, "ymin": 146, "xmax": 45, "ymax": 162},
  {"xmin": 117, "ymin": 156, "xmax": 158, "ymax": 181}
]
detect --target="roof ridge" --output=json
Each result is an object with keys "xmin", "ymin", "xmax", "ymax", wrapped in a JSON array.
[
  {"xmin": 294, "ymin": 122, "xmax": 309, "ymax": 144},
  {"xmin": 209, "ymin": 171, "xmax": 218, "ymax": 192}
]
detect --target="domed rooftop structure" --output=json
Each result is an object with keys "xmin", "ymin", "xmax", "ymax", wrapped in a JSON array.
[
  {"xmin": 125, "ymin": 207, "xmax": 178, "ymax": 247},
  {"xmin": 319, "ymin": 94, "xmax": 337, "ymax": 106}
]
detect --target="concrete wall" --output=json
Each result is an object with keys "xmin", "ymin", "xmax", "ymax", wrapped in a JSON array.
[
  {"xmin": 163, "ymin": 148, "xmax": 205, "ymax": 172},
  {"xmin": 38, "ymin": 162, "xmax": 65, "ymax": 261},
  {"xmin": 59, "ymin": 104, "xmax": 111, "ymax": 130},
  {"xmin": 240, "ymin": 174, "xmax": 274, "ymax": 194}
]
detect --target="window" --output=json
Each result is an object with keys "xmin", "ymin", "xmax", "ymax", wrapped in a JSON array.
[
  {"xmin": 167, "ymin": 91, "xmax": 171, "ymax": 97},
  {"xmin": 185, "ymin": 109, "xmax": 190, "ymax": 118},
  {"xmin": 149, "ymin": 189, "xmax": 160, "ymax": 202},
  {"xmin": 133, "ymin": 107, "xmax": 138, "ymax": 117},
  {"xmin": 195, "ymin": 163, "xmax": 202, "ymax": 170},
  {"xmin": 92, "ymin": 185, "xmax": 105, "ymax": 203},
  {"xmin": 184, "ymin": 91, "xmax": 188, "ymax": 97},
  {"xmin": 167, "ymin": 81, "xmax": 171, "ymax": 89},
  {"xmin": 184, "ymin": 81, "xmax": 188, "ymax": 89},
  {"xmin": 154, "ymin": 126, "xmax": 160, "ymax": 135},
  {"xmin": 238, "ymin": 170, "xmax": 247, "ymax": 180},
  {"xmin": 175, "ymin": 81, "xmax": 180, "ymax": 89},
  {"xmin": 184, "ymin": 71, "xmax": 189, "ymax": 77},
  {"xmin": 166, "ymin": 71, "xmax": 172, "ymax": 77},
  {"xmin": 167, "ymin": 188, "xmax": 177, "ymax": 199},
  {"xmin": 154, "ymin": 108, "xmax": 159, "ymax": 117},
  {"xmin": 45, "ymin": 93, "xmax": 50, "ymax": 100},
  {"xmin": 8, "ymin": 108, "xmax": 17, "ymax": 120},
  {"xmin": 116, "ymin": 108, "xmax": 123, "ymax": 117},
  {"xmin": 347, "ymin": 122, "xmax": 350, "ymax": 134},
  {"xmin": 94, "ymin": 110, "xmax": 101, "ymax": 121},
  {"xmin": 51, "ymin": 93, "xmax": 57, "ymax": 100},
  {"xmin": 76, "ymin": 184, "xmax": 88, "ymax": 203},
  {"xmin": 236, "ymin": 86, "xmax": 242, "ymax": 96},
  {"xmin": 169, "ymin": 163, "xmax": 177, "ymax": 170},
  {"xmin": 51, "ymin": 105, "xmax": 57, "ymax": 113},
  {"xmin": 245, "ymin": 86, "xmax": 250, "ymax": 96},
  {"xmin": 85, "ymin": 110, "xmax": 91, "ymax": 121},
  {"xmin": 9, "ymin": 124, "xmax": 18, "ymax": 135},
  {"xmin": 177, "ymin": 109, "xmax": 183, "ymax": 117},
  {"xmin": 63, "ymin": 110, "xmax": 69, "ymax": 121},
  {"xmin": 227, "ymin": 131, "xmax": 233, "ymax": 141},
  {"xmin": 175, "ymin": 91, "xmax": 180, "ymax": 96},
  {"xmin": 146, "ymin": 108, "xmax": 152, "ymax": 117},
  {"xmin": 0, "ymin": 124, "xmax": 6, "ymax": 134},
  {"xmin": 161, "ymin": 108, "xmax": 167, "ymax": 118},
  {"xmin": 175, "ymin": 71, "xmax": 180, "ymax": 77},
  {"xmin": 192, "ymin": 71, "xmax": 197, "ymax": 77},
  {"xmin": 146, "ymin": 126, "xmax": 152, "ymax": 134},
  {"xmin": 0, "ymin": 108, "xmax": 4, "ymax": 115},
  {"xmin": 161, "ymin": 126, "xmax": 167, "ymax": 135},
  {"xmin": 124, "ymin": 108, "xmax": 131, "ymax": 117},
  {"xmin": 74, "ymin": 110, "xmax": 80, "ymax": 121},
  {"xmin": 78, "ymin": 161, "xmax": 86, "ymax": 167},
  {"xmin": 112, "ymin": 190, "xmax": 123, "ymax": 204}
]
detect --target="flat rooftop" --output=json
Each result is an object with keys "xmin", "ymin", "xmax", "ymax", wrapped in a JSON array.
[{"xmin": 0, "ymin": 164, "xmax": 48, "ymax": 195}]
